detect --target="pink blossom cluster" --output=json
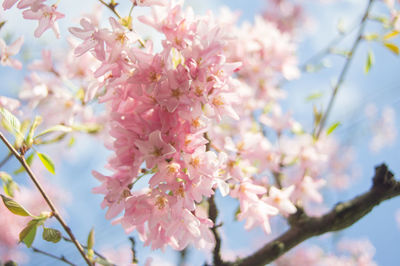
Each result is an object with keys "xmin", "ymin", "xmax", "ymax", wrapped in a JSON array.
[
  {"xmin": 0, "ymin": 36, "xmax": 24, "ymax": 69},
  {"xmin": 68, "ymin": 1, "xmax": 242, "ymax": 250},
  {"xmin": 2, "ymin": 0, "xmax": 64, "ymax": 38},
  {"xmin": 220, "ymin": 10, "xmax": 299, "ymax": 108},
  {"xmin": 204, "ymin": 6, "xmax": 358, "ymax": 229},
  {"xmin": 78, "ymin": 0, "xmax": 360, "ymax": 247},
  {"xmin": 14, "ymin": 40, "xmax": 105, "ymax": 129},
  {"xmin": 263, "ymin": 0, "xmax": 306, "ymax": 33}
]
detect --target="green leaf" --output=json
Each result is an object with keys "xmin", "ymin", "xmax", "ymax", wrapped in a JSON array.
[
  {"xmin": 313, "ymin": 105, "xmax": 323, "ymax": 126},
  {"xmin": 1, "ymin": 172, "xmax": 18, "ymax": 198},
  {"xmin": 0, "ymin": 107, "xmax": 21, "ymax": 137},
  {"xmin": 75, "ymin": 88, "xmax": 85, "ymax": 103},
  {"xmin": 383, "ymin": 42, "xmax": 400, "ymax": 55},
  {"xmin": 71, "ymin": 124, "xmax": 102, "ymax": 134},
  {"xmin": 326, "ymin": 122, "xmax": 341, "ymax": 135},
  {"xmin": 68, "ymin": 136, "xmax": 75, "ymax": 147},
  {"xmin": 364, "ymin": 33, "xmax": 379, "ymax": 41},
  {"xmin": 87, "ymin": 227, "xmax": 95, "ymax": 261},
  {"xmin": 25, "ymin": 116, "xmax": 43, "ymax": 147},
  {"xmin": 1, "ymin": 194, "xmax": 32, "ymax": 216},
  {"xmin": 35, "ymin": 125, "xmax": 72, "ymax": 139},
  {"xmin": 42, "ymin": 227, "xmax": 62, "ymax": 243},
  {"xmin": 364, "ymin": 50, "xmax": 374, "ymax": 74},
  {"xmin": 305, "ymin": 91, "xmax": 323, "ymax": 102},
  {"xmin": 0, "ymin": 172, "xmax": 12, "ymax": 183},
  {"xmin": 15, "ymin": 120, "xmax": 31, "ymax": 149},
  {"xmin": 384, "ymin": 31, "xmax": 399, "ymax": 40},
  {"xmin": 14, "ymin": 153, "xmax": 35, "ymax": 175},
  {"xmin": 87, "ymin": 228, "xmax": 95, "ymax": 250},
  {"xmin": 234, "ymin": 206, "xmax": 241, "ymax": 221},
  {"xmin": 19, "ymin": 220, "xmax": 38, "ymax": 248},
  {"xmin": 0, "ymin": 21, "xmax": 6, "ymax": 31},
  {"xmin": 37, "ymin": 152, "xmax": 55, "ymax": 175},
  {"xmin": 2, "ymin": 180, "xmax": 18, "ymax": 198}
]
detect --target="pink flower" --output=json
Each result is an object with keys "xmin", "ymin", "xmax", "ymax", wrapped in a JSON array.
[
  {"xmin": 298, "ymin": 176, "xmax": 326, "ymax": 203},
  {"xmin": 69, "ymin": 18, "xmax": 107, "ymax": 59},
  {"xmin": 259, "ymin": 105, "xmax": 294, "ymax": 133},
  {"xmin": 231, "ymin": 181, "xmax": 278, "ymax": 233},
  {"xmin": 17, "ymin": 0, "xmax": 45, "ymax": 11},
  {"xmin": 237, "ymin": 200, "xmax": 278, "ymax": 234},
  {"xmin": 28, "ymin": 49, "xmax": 53, "ymax": 72},
  {"xmin": 2, "ymin": 0, "xmax": 19, "ymax": 10},
  {"xmin": 23, "ymin": 4, "xmax": 65, "ymax": 38},
  {"xmin": 0, "ymin": 37, "xmax": 24, "ymax": 69},
  {"xmin": 135, "ymin": 130, "xmax": 176, "ymax": 169},
  {"xmin": 231, "ymin": 181, "xmax": 267, "ymax": 201},
  {"xmin": 0, "ymin": 96, "xmax": 20, "ymax": 112},
  {"xmin": 267, "ymin": 185, "xmax": 296, "ymax": 215},
  {"xmin": 208, "ymin": 92, "xmax": 240, "ymax": 121}
]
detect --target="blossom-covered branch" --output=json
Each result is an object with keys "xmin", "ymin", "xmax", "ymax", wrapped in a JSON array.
[{"xmin": 227, "ymin": 164, "xmax": 398, "ymax": 266}]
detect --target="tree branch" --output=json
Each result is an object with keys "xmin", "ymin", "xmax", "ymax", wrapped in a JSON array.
[
  {"xmin": 208, "ymin": 195, "xmax": 224, "ymax": 266},
  {"xmin": 0, "ymin": 132, "xmax": 92, "ymax": 266},
  {"xmin": 227, "ymin": 164, "xmax": 399, "ymax": 266}
]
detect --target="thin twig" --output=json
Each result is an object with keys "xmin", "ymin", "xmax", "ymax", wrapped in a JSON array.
[
  {"xmin": 0, "ymin": 152, "xmax": 12, "ymax": 168},
  {"xmin": 98, "ymin": 0, "xmax": 122, "ymax": 19},
  {"xmin": 299, "ymin": 23, "xmax": 359, "ymax": 71},
  {"xmin": 32, "ymin": 246, "xmax": 76, "ymax": 266},
  {"xmin": 0, "ymin": 132, "xmax": 92, "ymax": 266},
  {"xmin": 315, "ymin": 0, "xmax": 375, "ymax": 138}
]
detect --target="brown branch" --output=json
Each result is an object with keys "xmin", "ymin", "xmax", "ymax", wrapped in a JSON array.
[
  {"xmin": 204, "ymin": 132, "xmax": 225, "ymax": 265},
  {"xmin": 225, "ymin": 164, "xmax": 399, "ymax": 266},
  {"xmin": 208, "ymin": 195, "xmax": 225, "ymax": 266},
  {"xmin": 315, "ymin": 0, "xmax": 375, "ymax": 138},
  {"xmin": 32, "ymin": 247, "xmax": 76, "ymax": 266},
  {"xmin": 272, "ymin": 170, "xmax": 283, "ymax": 189},
  {"xmin": 0, "ymin": 132, "xmax": 92, "ymax": 266}
]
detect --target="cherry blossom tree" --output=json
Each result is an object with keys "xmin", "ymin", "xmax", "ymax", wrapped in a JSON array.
[{"xmin": 0, "ymin": 0, "xmax": 399, "ymax": 265}]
